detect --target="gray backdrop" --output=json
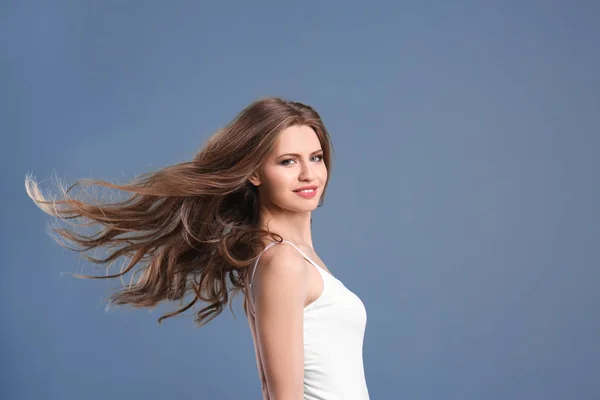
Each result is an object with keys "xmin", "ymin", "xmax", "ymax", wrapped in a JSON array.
[{"xmin": 2, "ymin": 1, "xmax": 599, "ymax": 399}]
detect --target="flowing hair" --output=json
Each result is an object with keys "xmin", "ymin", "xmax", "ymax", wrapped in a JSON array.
[{"xmin": 24, "ymin": 96, "xmax": 334, "ymax": 326}]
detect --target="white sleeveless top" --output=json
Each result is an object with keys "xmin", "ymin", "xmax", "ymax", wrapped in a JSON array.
[{"xmin": 248, "ymin": 240, "xmax": 370, "ymax": 400}]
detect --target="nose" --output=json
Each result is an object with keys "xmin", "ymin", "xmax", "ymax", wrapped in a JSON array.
[{"xmin": 299, "ymin": 160, "xmax": 315, "ymax": 181}]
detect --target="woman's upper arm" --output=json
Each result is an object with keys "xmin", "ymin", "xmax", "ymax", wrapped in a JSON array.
[{"xmin": 253, "ymin": 245, "xmax": 309, "ymax": 400}]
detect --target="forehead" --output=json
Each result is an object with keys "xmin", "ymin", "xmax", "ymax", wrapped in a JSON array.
[{"xmin": 272, "ymin": 125, "xmax": 321, "ymax": 154}]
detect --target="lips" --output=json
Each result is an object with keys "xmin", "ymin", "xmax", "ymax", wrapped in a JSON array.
[
  {"xmin": 294, "ymin": 185, "xmax": 318, "ymax": 192},
  {"xmin": 294, "ymin": 186, "xmax": 318, "ymax": 199}
]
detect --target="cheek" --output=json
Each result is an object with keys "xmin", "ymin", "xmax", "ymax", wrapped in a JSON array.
[
  {"xmin": 318, "ymin": 164, "xmax": 328, "ymax": 181},
  {"xmin": 262, "ymin": 168, "xmax": 292, "ymax": 191}
]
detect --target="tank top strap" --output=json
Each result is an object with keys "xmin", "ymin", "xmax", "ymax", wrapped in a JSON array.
[
  {"xmin": 248, "ymin": 240, "xmax": 323, "ymax": 316},
  {"xmin": 278, "ymin": 240, "xmax": 323, "ymax": 271}
]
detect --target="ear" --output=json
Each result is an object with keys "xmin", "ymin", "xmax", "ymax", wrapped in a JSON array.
[{"xmin": 248, "ymin": 172, "xmax": 261, "ymax": 187}]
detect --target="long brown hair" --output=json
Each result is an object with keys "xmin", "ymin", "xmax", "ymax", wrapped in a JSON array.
[{"xmin": 25, "ymin": 96, "xmax": 334, "ymax": 326}]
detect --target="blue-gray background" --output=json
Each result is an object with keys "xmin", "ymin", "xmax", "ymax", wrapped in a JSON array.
[{"xmin": 2, "ymin": 1, "xmax": 599, "ymax": 399}]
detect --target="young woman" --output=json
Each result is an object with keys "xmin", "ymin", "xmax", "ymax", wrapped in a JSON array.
[{"xmin": 25, "ymin": 97, "xmax": 370, "ymax": 399}]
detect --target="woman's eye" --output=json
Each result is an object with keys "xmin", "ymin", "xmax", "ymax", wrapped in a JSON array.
[{"xmin": 280, "ymin": 155, "xmax": 323, "ymax": 166}]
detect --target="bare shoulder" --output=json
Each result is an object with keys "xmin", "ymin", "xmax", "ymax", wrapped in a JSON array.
[{"xmin": 253, "ymin": 242, "xmax": 310, "ymax": 304}]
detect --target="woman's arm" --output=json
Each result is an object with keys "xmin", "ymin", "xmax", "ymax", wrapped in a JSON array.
[{"xmin": 252, "ymin": 244, "xmax": 309, "ymax": 400}]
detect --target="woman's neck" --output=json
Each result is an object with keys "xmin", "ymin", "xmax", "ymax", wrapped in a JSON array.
[{"xmin": 257, "ymin": 211, "xmax": 313, "ymax": 248}]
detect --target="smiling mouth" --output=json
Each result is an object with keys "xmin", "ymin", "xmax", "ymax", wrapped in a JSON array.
[{"xmin": 293, "ymin": 185, "xmax": 318, "ymax": 193}]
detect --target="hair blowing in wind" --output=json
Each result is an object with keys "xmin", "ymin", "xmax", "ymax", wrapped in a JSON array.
[{"xmin": 25, "ymin": 97, "xmax": 334, "ymax": 326}]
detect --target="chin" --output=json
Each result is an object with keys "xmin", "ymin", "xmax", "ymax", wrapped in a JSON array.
[
  {"xmin": 285, "ymin": 201, "xmax": 319, "ymax": 213},
  {"xmin": 298, "ymin": 201, "xmax": 320, "ymax": 212}
]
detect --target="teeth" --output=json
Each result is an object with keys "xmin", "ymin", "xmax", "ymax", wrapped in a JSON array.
[{"xmin": 299, "ymin": 189, "xmax": 314, "ymax": 193}]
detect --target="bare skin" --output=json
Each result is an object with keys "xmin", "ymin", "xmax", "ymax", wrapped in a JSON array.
[{"xmin": 246, "ymin": 124, "xmax": 330, "ymax": 399}]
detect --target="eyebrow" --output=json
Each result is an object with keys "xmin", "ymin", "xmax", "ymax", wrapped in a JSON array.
[{"xmin": 276, "ymin": 149, "xmax": 323, "ymax": 159}]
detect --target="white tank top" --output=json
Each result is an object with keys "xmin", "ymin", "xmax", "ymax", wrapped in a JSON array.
[{"xmin": 248, "ymin": 240, "xmax": 370, "ymax": 400}]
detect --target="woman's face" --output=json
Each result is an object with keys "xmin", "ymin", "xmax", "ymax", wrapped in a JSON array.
[{"xmin": 250, "ymin": 124, "xmax": 327, "ymax": 213}]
